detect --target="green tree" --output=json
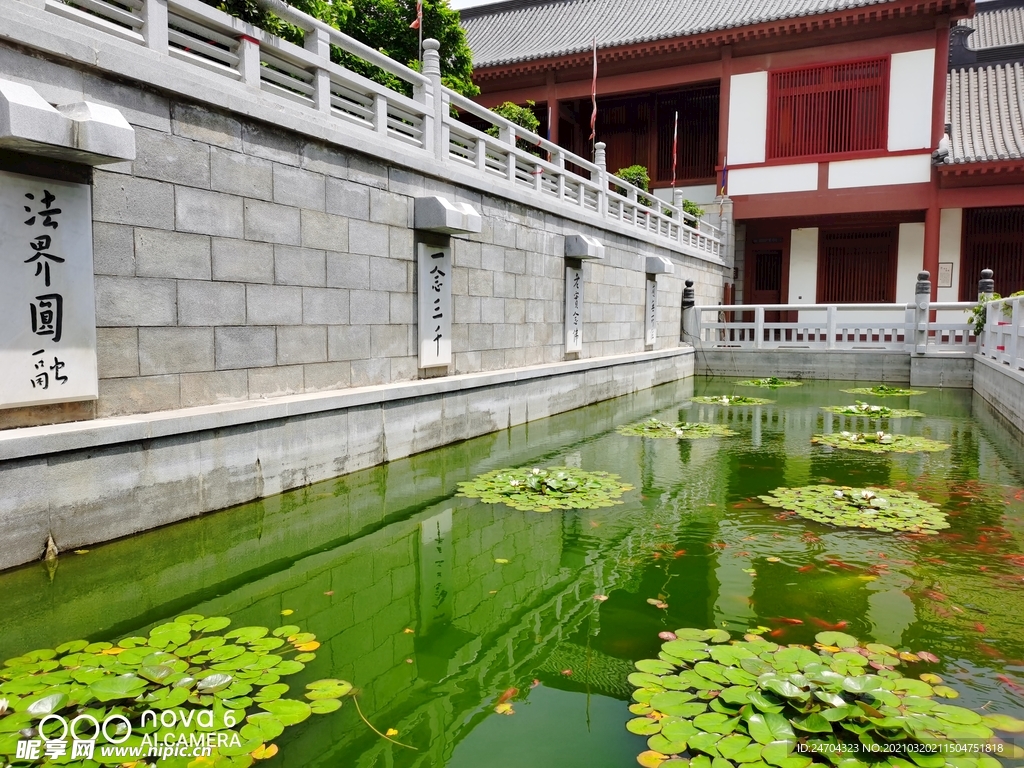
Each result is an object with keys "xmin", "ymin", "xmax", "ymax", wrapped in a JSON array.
[
  {"xmin": 208, "ymin": 0, "xmax": 478, "ymax": 97},
  {"xmin": 487, "ymin": 100, "xmax": 541, "ymax": 152}
]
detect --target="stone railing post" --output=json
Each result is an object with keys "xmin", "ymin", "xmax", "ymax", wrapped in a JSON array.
[
  {"xmin": 594, "ymin": 142, "xmax": 607, "ymax": 216},
  {"xmin": 142, "ymin": 0, "xmax": 168, "ymax": 53},
  {"xmin": 422, "ymin": 39, "xmax": 445, "ymax": 162},
  {"xmin": 754, "ymin": 306, "xmax": 765, "ymax": 349},
  {"xmin": 237, "ymin": 34, "xmax": 261, "ymax": 86},
  {"xmin": 913, "ymin": 270, "xmax": 931, "ymax": 354},
  {"xmin": 680, "ymin": 279, "xmax": 696, "ymax": 342},
  {"xmin": 978, "ymin": 268, "xmax": 995, "ymax": 351},
  {"xmin": 304, "ymin": 27, "xmax": 331, "ymax": 113}
]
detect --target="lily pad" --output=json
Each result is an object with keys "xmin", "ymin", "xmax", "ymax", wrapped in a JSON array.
[
  {"xmin": 618, "ymin": 418, "xmax": 737, "ymax": 440},
  {"xmin": 626, "ymin": 628, "xmax": 1014, "ymax": 768},
  {"xmin": 455, "ymin": 466, "xmax": 633, "ymax": 512},
  {"xmin": 692, "ymin": 395, "xmax": 773, "ymax": 406},
  {"xmin": 841, "ymin": 385, "xmax": 925, "ymax": 397},
  {"xmin": 811, "ymin": 432, "xmax": 949, "ymax": 454},
  {"xmin": 737, "ymin": 378, "xmax": 802, "ymax": 389},
  {"xmin": 822, "ymin": 402, "xmax": 924, "ymax": 419},
  {"xmin": 758, "ymin": 485, "xmax": 948, "ymax": 534}
]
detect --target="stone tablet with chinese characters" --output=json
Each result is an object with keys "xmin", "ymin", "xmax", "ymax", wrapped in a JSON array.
[
  {"xmin": 416, "ymin": 243, "xmax": 452, "ymax": 368},
  {"xmin": 0, "ymin": 170, "xmax": 98, "ymax": 409}
]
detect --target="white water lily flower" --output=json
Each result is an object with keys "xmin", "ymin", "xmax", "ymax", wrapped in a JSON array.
[
  {"xmin": 720, "ymin": 396, "xmax": 730, "ymax": 404},
  {"xmin": 509, "ymin": 479, "xmax": 519, "ymax": 487},
  {"xmin": 532, "ymin": 468, "xmax": 541, "ymax": 475},
  {"xmin": 860, "ymin": 490, "xmax": 876, "ymax": 500},
  {"xmin": 833, "ymin": 490, "xmax": 845, "ymax": 498}
]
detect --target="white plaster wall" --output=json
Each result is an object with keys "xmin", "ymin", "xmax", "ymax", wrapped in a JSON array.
[
  {"xmin": 828, "ymin": 154, "xmax": 932, "ymax": 188},
  {"xmin": 789, "ymin": 228, "xmax": 824, "ymax": 323},
  {"xmin": 887, "ymin": 49, "xmax": 935, "ymax": 151},
  {"xmin": 937, "ymin": 208, "xmax": 963, "ymax": 302},
  {"xmin": 728, "ymin": 163, "xmax": 817, "ymax": 195},
  {"xmin": 727, "ymin": 71, "xmax": 768, "ymax": 165},
  {"xmin": 896, "ymin": 222, "xmax": 925, "ymax": 304}
]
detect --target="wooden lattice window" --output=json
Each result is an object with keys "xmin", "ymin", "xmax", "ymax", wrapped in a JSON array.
[
  {"xmin": 817, "ymin": 227, "xmax": 898, "ymax": 303},
  {"xmin": 656, "ymin": 85, "xmax": 719, "ymax": 182},
  {"xmin": 960, "ymin": 207, "xmax": 1024, "ymax": 300},
  {"xmin": 768, "ymin": 58, "xmax": 889, "ymax": 160}
]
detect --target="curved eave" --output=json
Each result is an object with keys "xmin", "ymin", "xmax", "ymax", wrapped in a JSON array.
[{"xmin": 469, "ymin": 0, "xmax": 973, "ymax": 80}]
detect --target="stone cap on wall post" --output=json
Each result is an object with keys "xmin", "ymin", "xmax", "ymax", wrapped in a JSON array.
[
  {"xmin": 414, "ymin": 195, "xmax": 482, "ymax": 234},
  {"xmin": 645, "ymin": 255, "xmax": 674, "ymax": 276},
  {"xmin": 0, "ymin": 78, "xmax": 135, "ymax": 164},
  {"xmin": 564, "ymin": 234, "xmax": 604, "ymax": 260}
]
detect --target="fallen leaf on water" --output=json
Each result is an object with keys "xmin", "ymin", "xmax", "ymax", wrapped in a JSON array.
[
  {"xmin": 281, "ymin": 609, "xmax": 294, "ymax": 616},
  {"xmin": 251, "ymin": 744, "xmax": 278, "ymax": 760},
  {"xmin": 658, "ymin": 631, "xmax": 677, "ymax": 641},
  {"xmin": 488, "ymin": 590, "xmax": 498, "ymax": 594},
  {"xmin": 496, "ymin": 687, "xmax": 518, "ymax": 705},
  {"xmin": 403, "ymin": 628, "xmax": 415, "ymax": 634},
  {"xmin": 74, "ymin": 550, "xmax": 89, "ymax": 554},
  {"xmin": 707, "ymin": 503, "xmax": 717, "ymax": 507},
  {"xmin": 385, "ymin": 729, "xmax": 399, "ymax": 737},
  {"xmin": 645, "ymin": 598, "xmax": 668, "ymax": 609},
  {"xmin": 100, "ymin": 647, "xmax": 124, "ymax": 655},
  {"xmin": 589, "ymin": 520, "xmax": 600, "ymax": 528},
  {"xmin": 858, "ymin": 575, "xmax": 878, "ymax": 581},
  {"xmin": 405, "ymin": 659, "xmax": 414, "ymax": 664},
  {"xmin": 917, "ymin": 651, "xmax": 940, "ymax": 663},
  {"xmin": 324, "ymin": 591, "xmax": 334, "ymax": 596},
  {"xmin": 495, "ymin": 558, "xmax": 509, "ymax": 564},
  {"xmin": 561, "ymin": 669, "xmax": 572, "ymax": 676},
  {"xmin": 531, "ymin": 679, "xmax": 540, "ymax": 688},
  {"xmin": 766, "ymin": 557, "xmax": 781, "ymax": 563},
  {"xmin": 296, "ymin": 641, "xmax": 320, "ymax": 652},
  {"xmin": 593, "ymin": 594, "xmax": 609, "ymax": 601},
  {"xmin": 495, "ymin": 703, "xmax": 514, "ymax": 715},
  {"xmin": 742, "ymin": 568, "xmax": 756, "ymax": 575}
]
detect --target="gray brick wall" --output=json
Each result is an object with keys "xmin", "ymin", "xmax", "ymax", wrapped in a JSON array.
[{"xmin": 0, "ymin": 58, "xmax": 725, "ymax": 427}]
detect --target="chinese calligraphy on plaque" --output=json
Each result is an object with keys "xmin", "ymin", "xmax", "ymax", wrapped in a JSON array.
[
  {"xmin": 564, "ymin": 263, "xmax": 583, "ymax": 353},
  {"xmin": 417, "ymin": 243, "xmax": 452, "ymax": 368},
  {"xmin": 0, "ymin": 170, "xmax": 98, "ymax": 410},
  {"xmin": 644, "ymin": 277, "xmax": 658, "ymax": 347}
]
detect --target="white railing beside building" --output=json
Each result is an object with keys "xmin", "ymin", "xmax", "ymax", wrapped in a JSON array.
[
  {"xmin": 36, "ymin": 0, "xmax": 722, "ymax": 259},
  {"xmin": 688, "ymin": 271, "xmax": 979, "ymax": 357},
  {"xmin": 979, "ymin": 294, "xmax": 1024, "ymax": 374}
]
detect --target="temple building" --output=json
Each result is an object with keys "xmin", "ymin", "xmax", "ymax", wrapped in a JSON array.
[{"xmin": 462, "ymin": 0, "xmax": 1024, "ymax": 306}]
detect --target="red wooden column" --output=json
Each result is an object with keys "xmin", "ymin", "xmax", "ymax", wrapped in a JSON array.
[
  {"xmin": 545, "ymin": 69, "xmax": 559, "ymax": 145},
  {"xmin": 925, "ymin": 18, "xmax": 950, "ymax": 300},
  {"xmin": 717, "ymin": 46, "xmax": 732, "ymax": 174}
]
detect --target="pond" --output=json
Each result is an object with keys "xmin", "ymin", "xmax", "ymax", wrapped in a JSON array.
[{"xmin": 2, "ymin": 377, "xmax": 1024, "ymax": 767}]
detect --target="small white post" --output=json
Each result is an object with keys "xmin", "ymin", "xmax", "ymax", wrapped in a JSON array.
[
  {"xmin": 754, "ymin": 306, "xmax": 765, "ymax": 349},
  {"xmin": 475, "ymin": 137, "xmax": 487, "ymax": 172},
  {"xmin": 422, "ymin": 39, "xmax": 445, "ymax": 161},
  {"xmin": 373, "ymin": 93, "xmax": 388, "ymax": 136},
  {"xmin": 1009, "ymin": 298, "xmax": 1020, "ymax": 367},
  {"xmin": 977, "ymin": 268, "xmax": 995, "ymax": 353},
  {"xmin": 594, "ymin": 142, "xmax": 607, "ymax": 216},
  {"xmin": 237, "ymin": 35, "xmax": 261, "ymax": 87},
  {"xmin": 142, "ymin": 0, "xmax": 168, "ymax": 53},
  {"xmin": 305, "ymin": 28, "xmax": 331, "ymax": 113},
  {"xmin": 913, "ymin": 270, "xmax": 931, "ymax": 355},
  {"xmin": 826, "ymin": 305, "xmax": 837, "ymax": 350}
]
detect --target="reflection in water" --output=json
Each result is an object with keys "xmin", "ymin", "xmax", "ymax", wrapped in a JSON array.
[{"xmin": 2, "ymin": 379, "xmax": 1024, "ymax": 766}]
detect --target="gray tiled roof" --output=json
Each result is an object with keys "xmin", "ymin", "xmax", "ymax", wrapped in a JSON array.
[
  {"xmin": 958, "ymin": 4, "xmax": 1024, "ymax": 49},
  {"xmin": 946, "ymin": 62, "xmax": 1024, "ymax": 163},
  {"xmin": 462, "ymin": 0, "xmax": 893, "ymax": 69}
]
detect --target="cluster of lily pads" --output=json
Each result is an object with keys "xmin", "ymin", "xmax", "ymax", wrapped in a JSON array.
[
  {"xmin": 456, "ymin": 466, "xmax": 633, "ymax": 512},
  {"xmin": 737, "ymin": 378, "xmax": 802, "ymax": 389},
  {"xmin": 811, "ymin": 432, "xmax": 949, "ymax": 454},
  {"xmin": 692, "ymin": 396, "xmax": 773, "ymax": 407},
  {"xmin": 627, "ymin": 628, "xmax": 1023, "ymax": 768},
  {"xmin": 822, "ymin": 403, "xmax": 923, "ymax": 419},
  {"xmin": 618, "ymin": 419, "xmax": 737, "ymax": 440},
  {"xmin": 841, "ymin": 386, "xmax": 924, "ymax": 397},
  {"xmin": 758, "ymin": 485, "xmax": 949, "ymax": 534},
  {"xmin": 0, "ymin": 615, "xmax": 351, "ymax": 767}
]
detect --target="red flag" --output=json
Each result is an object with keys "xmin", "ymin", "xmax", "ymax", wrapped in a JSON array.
[
  {"xmin": 671, "ymin": 110, "xmax": 679, "ymax": 188},
  {"xmin": 410, "ymin": 0, "xmax": 422, "ymax": 29},
  {"xmin": 589, "ymin": 37, "xmax": 598, "ymax": 142}
]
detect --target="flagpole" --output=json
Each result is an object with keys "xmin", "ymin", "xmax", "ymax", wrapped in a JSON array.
[
  {"xmin": 671, "ymin": 110, "xmax": 678, "ymax": 190},
  {"xmin": 589, "ymin": 36, "xmax": 598, "ymax": 155}
]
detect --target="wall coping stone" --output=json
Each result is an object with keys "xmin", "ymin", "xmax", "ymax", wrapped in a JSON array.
[
  {"xmin": 0, "ymin": 347, "xmax": 693, "ymax": 461},
  {"xmin": 0, "ymin": 0, "xmax": 723, "ymax": 265}
]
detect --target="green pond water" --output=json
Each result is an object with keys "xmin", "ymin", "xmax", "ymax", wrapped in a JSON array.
[{"xmin": 3, "ymin": 377, "xmax": 1024, "ymax": 767}]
